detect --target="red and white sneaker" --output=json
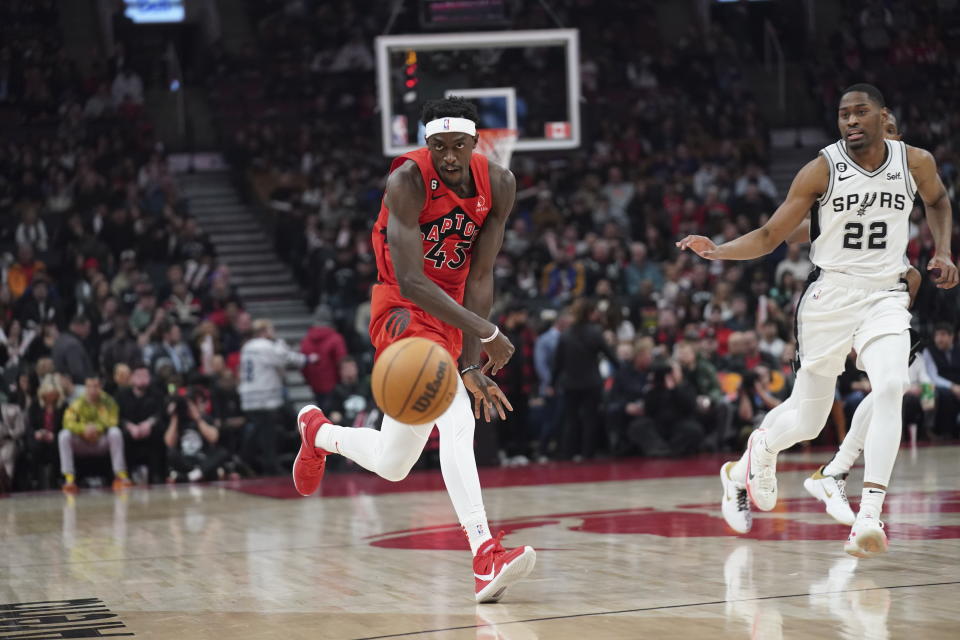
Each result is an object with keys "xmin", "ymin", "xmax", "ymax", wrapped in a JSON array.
[
  {"xmin": 292, "ymin": 405, "xmax": 332, "ymax": 497},
  {"xmin": 473, "ymin": 531, "xmax": 536, "ymax": 603}
]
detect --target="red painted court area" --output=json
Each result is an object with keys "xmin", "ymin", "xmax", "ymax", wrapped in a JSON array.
[{"xmin": 364, "ymin": 490, "xmax": 960, "ymax": 550}]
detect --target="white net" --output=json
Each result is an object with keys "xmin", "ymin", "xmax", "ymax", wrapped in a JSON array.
[{"xmin": 476, "ymin": 128, "xmax": 518, "ymax": 168}]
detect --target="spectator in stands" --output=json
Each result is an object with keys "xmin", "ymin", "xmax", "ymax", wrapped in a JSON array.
[
  {"xmin": 631, "ymin": 360, "xmax": 705, "ymax": 457},
  {"xmin": 144, "ymin": 323, "xmax": 196, "ymax": 375},
  {"xmin": 300, "ymin": 305, "xmax": 347, "ymax": 406},
  {"xmin": 605, "ymin": 338, "xmax": 655, "ymax": 456},
  {"xmin": 111, "ymin": 66, "xmax": 143, "ymax": 106},
  {"xmin": 758, "ymin": 319, "xmax": 786, "ymax": 361},
  {"xmin": 164, "ymin": 391, "xmax": 229, "ymax": 482},
  {"xmin": 110, "ymin": 250, "xmax": 139, "ymax": 296},
  {"xmin": 922, "ymin": 323, "xmax": 960, "ymax": 439},
  {"xmin": 7, "ymin": 244, "xmax": 45, "ymax": 301},
  {"xmin": 100, "ymin": 311, "xmax": 140, "ymax": 377},
  {"xmin": 83, "ymin": 82, "xmax": 114, "ymax": 119},
  {"xmin": 675, "ymin": 340, "xmax": 727, "ymax": 450},
  {"xmin": 0, "ymin": 400, "xmax": 25, "ymax": 492},
  {"xmin": 725, "ymin": 330, "xmax": 777, "ymax": 374},
  {"xmin": 210, "ymin": 367, "xmax": 247, "ymax": 473},
  {"xmin": 15, "ymin": 207, "xmax": 49, "ymax": 254},
  {"xmin": 775, "ymin": 243, "xmax": 813, "ymax": 284},
  {"xmin": 16, "ymin": 273, "xmax": 60, "ymax": 329},
  {"xmin": 492, "ymin": 302, "xmax": 537, "ymax": 464},
  {"xmin": 541, "ymin": 244, "xmax": 586, "ymax": 303},
  {"xmin": 326, "ymin": 356, "xmax": 376, "ymax": 428},
  {"xmin": 239, "ymin": 319, "xmax": 312, "ymax": 475},
  {"xmin": 58, "ymin": 375, "xmax": 130, "ymax": 493},
  {"xmin": 552, "ymin": 298, "xmax": 618, "ymax": 461},
  {"xmin": 532, "ymin": 309, "xmax": 569, "ymax": 460},
  {"xmin": 164, "ymin": 281, "xmax": 202, "ymax": 331},
  {"xmin": 106, "ymin": 363, "xmax": 131, "ymax": 396},
  {"xmin": 53, "ymin": 314, "xmax": 94, "ymax": 384},
  {"xmin": 623, "ymin": 242, "xmax": 664, "ymax": 295},
  {"xmin": 24, "ymin": 377, "xmax": 65, "ymax": 489},
  {"xmin": 129, "ymin": 286, "xmax": 159, "ymax": 335},
  {"xmin": 118, "ymin": 366, "xmax": 165, "ymax": 484}
]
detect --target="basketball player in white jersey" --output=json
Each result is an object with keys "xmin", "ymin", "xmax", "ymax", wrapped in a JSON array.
[
  {"xmin": 796, "ymin": 111, "xmax": 924, "ymax": 526},
  {"xmin": 678, "ymin": 84, "xmax": 958, "ymax": 557}
]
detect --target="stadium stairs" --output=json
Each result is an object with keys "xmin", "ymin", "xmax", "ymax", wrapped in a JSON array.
[{"xmin": 179, "ymin": 171, "xmax": 314, "ymax": 408}]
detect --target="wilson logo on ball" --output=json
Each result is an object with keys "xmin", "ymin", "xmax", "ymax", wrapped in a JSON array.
[{"xmin": 412, "ymin": 359, "xmax": 448, "ymax": 413}]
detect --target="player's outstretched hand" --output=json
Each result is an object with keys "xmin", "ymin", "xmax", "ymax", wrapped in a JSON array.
[
  {"xmin": 676, "ymin": 235, "xmax": 719, "ymax": 260},
  {"xmin": 462, "ymin": 369, "xmax": 514, "ymax": 422},
  {"xmin": 928, "ymin": 254, "xmax": 959, "ymax": 289},
  {"xmin": 480, "ymin": 330, "xmax": 514, "ymax": 376}
]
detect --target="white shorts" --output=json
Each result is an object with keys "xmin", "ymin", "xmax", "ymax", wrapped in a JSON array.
[{"xmin": 796, "ymin": 270, "xmax": 910, "ymax": 377}]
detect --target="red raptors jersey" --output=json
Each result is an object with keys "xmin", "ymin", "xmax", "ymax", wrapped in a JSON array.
[
  {"xmin": 369, "ymin": 148, "xmax": 493, "ymax": 361},
  {"xmin": 371, "ymin": 148, "xmax": 493, "ymax": 303}
]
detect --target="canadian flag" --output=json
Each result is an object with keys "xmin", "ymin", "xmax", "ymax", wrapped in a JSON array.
[{"xmin": 544, "ymin": 121, "xmax": 571, "ymax": 139}]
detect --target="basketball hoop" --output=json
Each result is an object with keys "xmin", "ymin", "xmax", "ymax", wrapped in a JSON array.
[{"xmin": 476, "ymin": 128, "xmax": 517, "ymax": 168}]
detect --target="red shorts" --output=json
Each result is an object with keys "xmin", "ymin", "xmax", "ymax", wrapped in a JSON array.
[{"xmin": 369, "ymin": 283, "xmax": 463, "ymax": 362}]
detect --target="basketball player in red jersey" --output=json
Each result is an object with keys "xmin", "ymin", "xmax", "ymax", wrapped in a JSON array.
[{"xmin": 292, "ymin": 97, "xmax": 536, "ymax": 603}]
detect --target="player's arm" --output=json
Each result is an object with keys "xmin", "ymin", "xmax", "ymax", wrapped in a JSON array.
[
  {"xmin": 461, "ymin": 164, "xmax": 515, "ymax": 375},
  {"xmin": 677, "ymin": 157, "xmax": 827, "ymax": 260},
  {"xmin": 385, "ymin": 162, "xmax": 498, "ymax": 339},
  {"xmin": 907, "ymin": 145, "xmax": 959, "ymax": 289},
  {"xmin": 905, "ymin": 265, "xmax": 921, "ymax": 308},
  {"xmin": 786, "ymin": 218, "xmax": 811, "ymax": 245},
  {"xmin": 460, "ymin": 164, "xmax": 517, "ymax": 420}
]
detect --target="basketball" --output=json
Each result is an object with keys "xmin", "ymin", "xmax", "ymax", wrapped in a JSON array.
[{"xmin": 371, "ymin": 337, "xmax": 457, "ymax": 424}]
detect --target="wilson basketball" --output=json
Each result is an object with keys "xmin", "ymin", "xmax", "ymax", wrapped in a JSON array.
[{"xmin": 372, "ymin": 337, "xmax": 457, "ymax": 424}]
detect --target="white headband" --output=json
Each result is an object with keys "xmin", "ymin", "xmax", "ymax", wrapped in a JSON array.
[{"xmin": 424, "ymin": 117, "xmax": 477, "ymax": 139}]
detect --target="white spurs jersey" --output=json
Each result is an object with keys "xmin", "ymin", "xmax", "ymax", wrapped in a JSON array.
[{"xmin": 811, "ymin": 138, "xmax": 915, "ymax": 281}]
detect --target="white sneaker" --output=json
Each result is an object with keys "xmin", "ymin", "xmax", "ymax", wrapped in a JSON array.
[
  {"xmin": 720, "ymin": 462, "xmax": 752, "ymax": 533},
  {"xmin": 844, "ymin": 512, "xmax": 888, "ymax": 558},
  {"xmin": 803, "ymin": 466, "xmax": 855, "ymax": 526},
  {"xmin": 745, "ymin": 429, "xmax": 778, "ymax": 511}
]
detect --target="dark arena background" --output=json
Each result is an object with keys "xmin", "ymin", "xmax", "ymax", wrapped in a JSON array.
[{"xmin": 1, "ymin": 1, "xmax": 959, "ymax": 638}]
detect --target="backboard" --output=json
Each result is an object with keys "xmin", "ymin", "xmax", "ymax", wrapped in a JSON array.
[{"xmin": 375, "ymin": 29, "xmax": 580, "ymax": 158}]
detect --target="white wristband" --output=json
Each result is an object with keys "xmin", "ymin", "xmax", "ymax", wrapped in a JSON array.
[{"xmin": 480, "ymin": 326, "xmax": 500, "ymax": 344}]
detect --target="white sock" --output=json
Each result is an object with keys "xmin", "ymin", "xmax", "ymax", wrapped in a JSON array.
[
  {"xmin": 463, "ymin": 512, "xmax": 491, "ymax": 555},
  {"xmin": 859, "ymin": 487, "xmax": 885, "ymax": 520},
  {"xmin": 435, "ymin": 377, "xmax": 492, "ymax": 555}
]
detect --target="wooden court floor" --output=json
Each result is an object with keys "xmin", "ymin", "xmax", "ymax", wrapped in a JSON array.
[{"xmin": 2, "ymin": 446, "xmax": 959, "ymax": 639}]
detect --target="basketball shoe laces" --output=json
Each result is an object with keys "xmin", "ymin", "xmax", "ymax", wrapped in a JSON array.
[
  {"xmin": 475, "ymin": 530, "xmax": 507, "ymax": 564},
  {"xmin": 836, "ymin": 478, "xmax": 850, "ymax": 506},
  {"xmin": 736, "ymin": 486, "xmax": 749, "ymax": 513},
  {"xmin": 753, "ymin": 456, "xmax": 777, "ymax": 494}
]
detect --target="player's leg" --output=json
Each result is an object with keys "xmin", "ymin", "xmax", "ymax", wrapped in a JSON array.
[
  {"xmin": 318, "ymin": 413, "xmax": 432, "ymax": 481},
  {"xmin": 736, "ymin": 367, "xmax": 837, "ymax": 511},
  {"xmin": 291, "ymin": 404, "xmax": 432, "ymax": 497},
  {"xmin": 845, "ymin": 330, "xmax": 910, "ymax": 557},
  {"xmin": 721, "ymin": 398, "xmax": 795, "ymax": 532},
  {"xmin": 740, "ymin": 281, "xmax": 857, "ymax": 511},
  {"xmin": 823, "ymin": 393, "xmax": 872, "ymax": 477},
  {"xmin": 435, "ymin": 376, "xmax": 489, "ymax": 552},
  {"xmin": 802, "ymin": 392, "xmax": 866, "ymax": 525},
  {"xmin": 435, "ymin": 376, "xmax": 536, "ymax": 603}
]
